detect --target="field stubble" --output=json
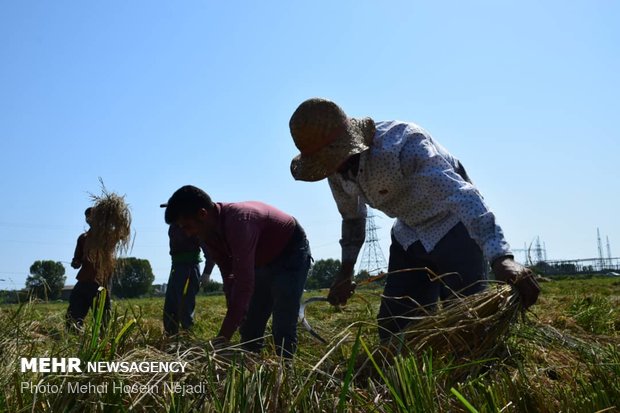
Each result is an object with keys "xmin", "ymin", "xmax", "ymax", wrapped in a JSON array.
[{"xmin": 0, "ymin": 277, "xmax": 619, "ymax": 412}]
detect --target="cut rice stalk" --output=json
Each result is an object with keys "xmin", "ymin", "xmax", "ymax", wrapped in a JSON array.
[
  {"xmin": 381, "ymin": 284, "xmax": 521, "ymax": 363},
  {"xmin": 85, "ymin": 179, "xmax": 132, "ymax": 286}
]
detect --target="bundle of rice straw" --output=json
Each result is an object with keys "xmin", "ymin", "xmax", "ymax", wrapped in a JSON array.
[
  {"xmin": 85, "ymin": 180, "xmax": 132, "ymax": 286},
  {"xmin": 379, "ymin": 283, "xmax": 521, "ymax": 364}
]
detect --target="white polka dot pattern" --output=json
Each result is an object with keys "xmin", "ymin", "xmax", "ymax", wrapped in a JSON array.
[{"xmin": 328, "ymin": 120, "xmax": 512, "ymax": 263}]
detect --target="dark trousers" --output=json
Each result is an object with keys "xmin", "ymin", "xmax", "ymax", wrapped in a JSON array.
[
  {"xmin": 377, "ymin": 222, "xmax": 487, "ymax": 342},
  {"xmin": 66, "ymin": 281, "xmax": 111, "ymax": 331},
  {"xmin": 163, "ymin": 262, "xmax": 200, "ymax": 335},
  {"xmin": 239, "ymin": 224, "xmax": 311, "ymax": 358}
]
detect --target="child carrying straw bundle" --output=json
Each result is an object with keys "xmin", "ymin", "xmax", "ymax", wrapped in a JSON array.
[{"xmin": 66, "ymin": 182, "xmax": 131, "ymax": 331}]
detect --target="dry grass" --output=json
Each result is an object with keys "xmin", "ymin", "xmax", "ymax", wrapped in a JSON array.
[
  {"xmin": 396, "ymin": 283, "xmax": 519, "ymax": 361},
  {"xmin": 1, "ymin": 278, "xmax": 619, "ymax": 412},
  {"xmin": 85, "ymin": 179, "xmax": 132, "ymax": 286}
]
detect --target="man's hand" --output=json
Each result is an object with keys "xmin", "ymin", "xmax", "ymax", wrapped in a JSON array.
[
  {"xmin": 492, "ymin": 256, "xmax": 541, "ymax": 309},
  {"xmin": 208, "ymin": 336, "xmax": 230, "ymax": 351},
  {"xmin": 327, "ymin": 261, "xmax": 357, "ymax": 306}
]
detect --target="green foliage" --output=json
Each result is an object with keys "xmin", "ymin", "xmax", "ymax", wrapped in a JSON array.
[
  {"xmin": 568, "ymin": 295, "xmax": 616, "ymax": 334},
  {"xmin": 337, "ymin": 327, "xmax": 363, "ymax": 413},
  {"xmin": 451, "ymin": 388, "xmax": 479, "ymax": 413},
  {"xmin": 305, "ymin": 258, "xmax": 340, "ymax": 290},
  {"xmin": 202, "ymin": 279, "xmax": 223, "ymax": 293},
  {"xmin": 25, "ymin": 260, "xmax": 66, "ymax": 300},
  {"xmin": 1, "ymin": 277, "xmax": 620, "ymax": 412},
  {"xmin": 356, "ymin": 270, "xmax": 370, "ymax": 282},
  {"xmin": 112, "ymin": 257, "xmax": 155, "ymax": 298},
  {"xmin": 0, "ymin": 290, "xmax": 26, "ymax": 304}
]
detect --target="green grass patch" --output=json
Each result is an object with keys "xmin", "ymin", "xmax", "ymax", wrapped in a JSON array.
[{"xmin": 0, "ymin": 278, "xmax": 619, "ymax": 412}]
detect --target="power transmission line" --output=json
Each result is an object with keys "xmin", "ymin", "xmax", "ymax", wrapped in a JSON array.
[{"xmin": 357, "ymin": 209, "xmax": 388, "ymax": 276}]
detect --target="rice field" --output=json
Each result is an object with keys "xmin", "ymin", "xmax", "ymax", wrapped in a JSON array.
[{"xmin": 1, "ymin": 276, "xmax": 619, "ymax": 412}]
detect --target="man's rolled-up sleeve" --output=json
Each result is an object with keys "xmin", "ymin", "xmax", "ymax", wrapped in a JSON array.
[{"xmin": 328, "ymin": 176, "xmax": 367, "ymax": 264}]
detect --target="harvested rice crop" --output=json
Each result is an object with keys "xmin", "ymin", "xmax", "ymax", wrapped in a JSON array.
[{"xmin": 85, "ymin": 180, "xmax": 132, "ymax": 286}]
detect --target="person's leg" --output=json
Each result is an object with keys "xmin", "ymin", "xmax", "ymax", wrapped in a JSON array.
[
  {"xmin": 178, "ymin": 264, "xmax": 200, "ymax": 331},
  {"xmin": 239, "ymin": 267, "xmax": 275, "ymax": 353},
  {"xmin": 102, "ymin": 286, "xmax": 111, "ymax": 327},
  {"xmin": 102, "ymin": 279, "xmax": 112, "ymax": 327},
  {"xmin": 271, "ymin": 234, "xmax": 311, "ymax": 358},
  {"xmin": 66, "ymin": 281, "xmax": 110, "ymax": 332},
  {"xmin": 163, "ymin": 266, "xmax": 182, "ymax": 335},
  {"xmin": 377, "ymin": 234, "xmax": 440, "ymax": 343},
  {"xmin": 66, "ymin": 282, "xmax": 88, "ymax": 330},
  {"xmin": 430, "ymin": 222, "xmax": 487, "ymax": 301}
]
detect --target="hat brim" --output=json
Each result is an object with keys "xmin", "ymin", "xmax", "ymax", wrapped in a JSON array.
[{"xmin": 290, "ymin": 118, "xmax": 372, "ymax": 182}]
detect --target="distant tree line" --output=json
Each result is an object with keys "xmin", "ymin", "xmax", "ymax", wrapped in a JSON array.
[
  {"xmin": 9, "ymin": 256, "xmax": 381, "ymax": 303},
  {"xmin": 532, "ymin": 261, "xmax": 618, "ymax": 276},
  {"xmin": 14, "ymin": 257, "xmax": 223, "ymax": 303},
  {"xmin": 304, "ymin": 259, "xmax": 375, "ymax": 290}
]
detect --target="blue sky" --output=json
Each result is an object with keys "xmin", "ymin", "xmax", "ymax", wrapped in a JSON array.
[{"xmin": 1, "ymin": 1, "xmax": 618, "ymax": 289}]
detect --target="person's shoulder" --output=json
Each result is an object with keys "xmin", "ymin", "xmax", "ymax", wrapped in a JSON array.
[
  {"xmin": 75, "ymin": 231, "xmax": 88, "ymax": 246},
  {"xmin": 225, "ymin": 201, "xmax": 291, "ymax": 223},
  {"xmin": 225, "ymin": 200, "xmax": 272, "ymax": 211},
  {"xmin": 375, "ymin": 120, "xmax": 425, "ymax": 132},
  {"xmin": 371, "ymin": 121, "xmax": 428, "ymax": 154},
  {"xmin": 374, "ymin": 120, "xmax": 400, "ymax": 135},
  {"xmin": 222, "ymin": 201, "xmax": 257, "ymax": 221},
  {"xmin": 226, "ymin": 201, "xmax": 277, "ymax": 216},
  {"xmin": 374, "ymin": 120, "xmax": 429, "ymax": 142}
]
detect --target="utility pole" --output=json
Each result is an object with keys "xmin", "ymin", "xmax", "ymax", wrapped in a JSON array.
[
  {"xmin": 534, "ymin": 236, "xmax": 545, "ymax": 263},
  {"xmin": 514, "ymin": 239, "xmax": 548, "ymax": 266},
  {"xmin": 357, "ymin": 209, "xmax": 388, "ymax": 276},
  {"xmin": 597, "ymin": 228, "xmax": 605, "ymax": 270}
]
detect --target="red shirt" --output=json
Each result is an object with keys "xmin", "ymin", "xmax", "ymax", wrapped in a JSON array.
[{"xmin": 203, "ymin": 202, "xmax": 296, "ymax": 339}]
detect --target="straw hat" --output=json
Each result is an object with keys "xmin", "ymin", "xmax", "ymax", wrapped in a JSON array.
[{"xmin": 289, "ymin": 98, "xmax": 375, "ymax": 182}]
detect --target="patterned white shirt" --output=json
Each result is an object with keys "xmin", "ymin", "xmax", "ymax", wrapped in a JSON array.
[{"xmin": 328, "ymin": 120, "xmax": 512, "ymax": 264}]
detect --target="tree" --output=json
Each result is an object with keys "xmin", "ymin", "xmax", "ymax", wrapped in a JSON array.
[
  {"xmin": 306, "ymin": 259, "xmax": 341, "ymax": 290},
  {"xmin": 26, "ymin": 260, "xmax": 66, "ymax": 300},
  {"xmin": 202, "ymin": 279, "xmax": 223, "ymax": 293},
  {"xmin": 356, "ymin": 270, "xmax": 371, "ymax": 282},
  {"xmin": 532, "ymin": 261, "xmax": 551, "ymax": 275},
  {"xmin": 112, "ymin": 257, "xmax": 155, "ymax": 298}
]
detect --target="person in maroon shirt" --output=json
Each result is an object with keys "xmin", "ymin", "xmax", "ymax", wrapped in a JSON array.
[
  {"xmin": 65, "ymin": 207, "xmax": 111, "ymax": 331},
  {"xmin": 162, "ymin": 185, "xmax": 312, "ymax": 358}
]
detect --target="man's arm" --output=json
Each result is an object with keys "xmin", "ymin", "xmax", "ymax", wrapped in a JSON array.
[
  {"xmin": 421, "ymin": 160, "xmax": 510, "ymax": 264},
  {"xmin": 411, "ymin": 143, "xmax": 539, "ymax": 307},
  {"xmin": 339, "ymin": 218, "xmax": 366, "ymax": 275},
  {"xmin": 327, "ymin": 176, "xmax": 367, "ymax": 305},
  {"xmin": 428, "ymin": 137, "xmax": 474, "ymax": 185},
  {"xmin": 200, "ymin": 244, "xmax": 215, "ymax": 285},
  {"xmin": 216, "ymin": 220, "xmax": 260, "ymax": 340},
  {"xmin": 71, "ymin": 234, "xmax": 84, "ymax": 269}
]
